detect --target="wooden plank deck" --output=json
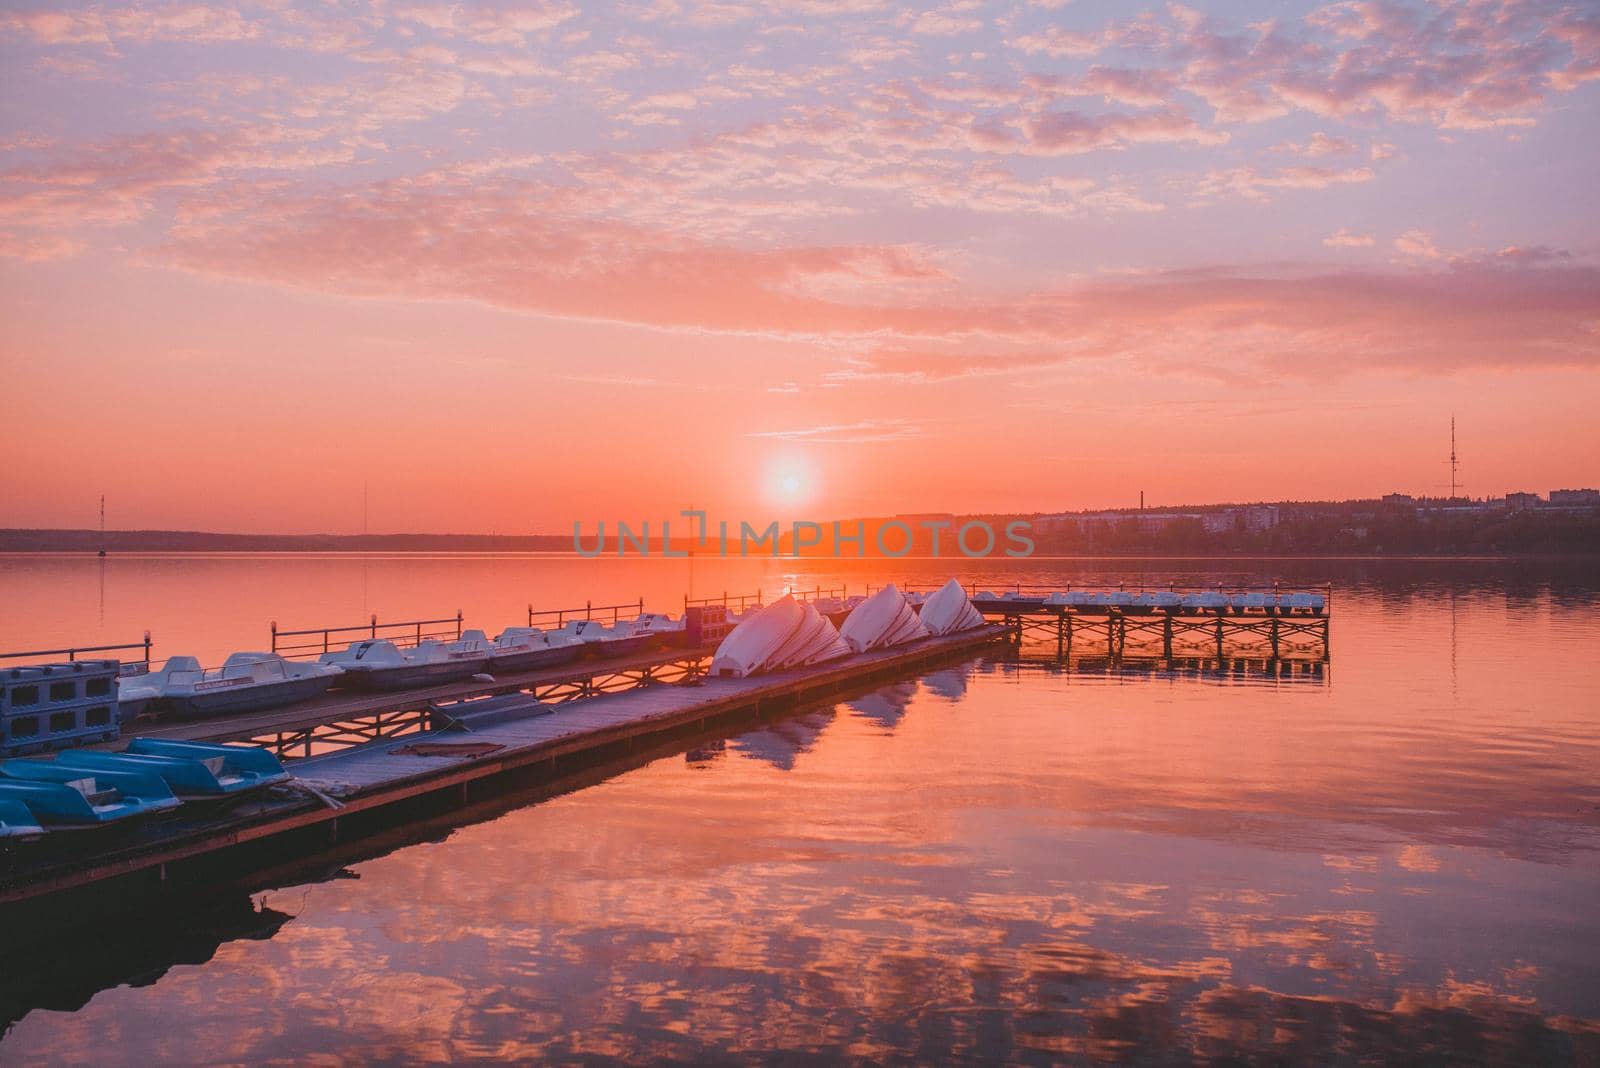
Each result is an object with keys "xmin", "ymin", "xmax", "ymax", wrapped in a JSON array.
[{"xmin": 2, "ymin": 627, "xmax": 1005, "ymax": 909}]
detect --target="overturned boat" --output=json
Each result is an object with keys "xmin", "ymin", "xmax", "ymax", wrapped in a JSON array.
[
  {"xmin": 918, "ymin": 579, "xmax": 986, "ymax": 635},
  {"xmin": 839, "ymin": 584, "xmax": 928, "ymax": 653},
  {"xmin": 319, "ymin": 635, "xmax": 491, "ymax": 691},
  {"xmin": 711, "ymin": 595, "xmax": 851, "ymax": 678},
  {"xmin": 116, "ymin": 653, "xmax": 343, "ymax": 718}
]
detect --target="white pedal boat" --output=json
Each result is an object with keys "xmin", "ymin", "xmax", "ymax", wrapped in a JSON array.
[
  {"xmin": 116, "ymin": 653, "xmax": 343, "ymax": 718},
  {"xmin": 481, "ymin": 627, "xmax": 586, "ymax": 673},
  {"xmin": 319, "ymin": 636, "xmax": 490, "ymax": 691}
]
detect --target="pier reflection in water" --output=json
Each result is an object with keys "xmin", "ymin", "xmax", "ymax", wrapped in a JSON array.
[{"xmin": 0, "ymin": 561, "xmax": 1596, "ymax": 1063}]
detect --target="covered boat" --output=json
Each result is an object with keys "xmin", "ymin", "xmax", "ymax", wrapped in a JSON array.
[
  {"xmin": 116, "ymin": 653, "xmax": 343, "ymax": 718},
  {"xmin": 482, "ymin": 627, "xmax": 586, "ymax": 673},
  {"xmin": 319, "ymin": 635, "xmax": 490, "ymax": 691},
  {"xmin": 918, "ymin": 579, "xmax": 986, "ymax": 635},
  {"xmin": 710, "ymin": 596, "xmax": 850, "ymax": 678},
  {"xmin": 839, "ymin": 584, "xmax": 927, "ymax": 653}
]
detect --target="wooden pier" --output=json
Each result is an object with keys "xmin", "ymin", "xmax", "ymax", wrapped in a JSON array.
[
  {"xmin": 0, "ymin": 626, "xmax": 1005, "ymax": 927},
  {"xmin": 118, "ymin": 642, "xmax": 719, "ymax": 758}
]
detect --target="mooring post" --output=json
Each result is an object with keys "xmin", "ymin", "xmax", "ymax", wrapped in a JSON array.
[
  {"xmin": 1163, "ymin": 615, "xmax": 1173, "ymax": 659},
  {"xmin": 370, "ymin": 614, "xmax": 378, "ymax": 641},
  {"xmin": 1215, "ymin": 616, "xmax": 1225, "ymax": 660},
  {"xmin": 144, "ymin": 630, "xmax": 153, "ymax": 669},
  {"xmin": 1270, "ymin": 616, "xmax": 1280, "ymax": 658},
  {"xmin": 270, "ymin": 620, "xmax": 278, "ymax": 656},
  {"xmin": 456, "ymin": 610, "xmax": 463, "ymax": 639}
]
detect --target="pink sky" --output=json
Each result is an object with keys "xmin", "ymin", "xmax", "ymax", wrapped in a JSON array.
[{"xmin": 1, "ymin": 0, "xmax": 1597, "ymax": 533}]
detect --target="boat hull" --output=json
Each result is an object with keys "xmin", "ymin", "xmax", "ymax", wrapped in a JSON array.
[
  {"xmin": 161, "ymin": 674, "xmax": 340, "ymax": 718},
  {"xmin": 337, "ymin": 658, "xmax": 489, "ymax": 692},
  {"xmin": 484, "ymin": 643, "xmax": 584, "ymax": 674}
]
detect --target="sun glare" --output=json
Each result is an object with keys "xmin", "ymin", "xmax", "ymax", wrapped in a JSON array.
[{"xmin": 765, "ymin": 455, "xmax": 817, "ymax": 509}]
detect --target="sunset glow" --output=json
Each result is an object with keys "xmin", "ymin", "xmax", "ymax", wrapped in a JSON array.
[{"xmin": 2, "ymin": 0, "xmax": 1598, "ymax": 532}]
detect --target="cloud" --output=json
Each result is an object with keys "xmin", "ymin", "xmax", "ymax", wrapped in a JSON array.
[
  {"xmin": 1323, "ymin": 228, "xmax": 1375, "ymax": 248},
  {"xmin": 150, "ymin": 175, "xmax": 1600, "ymax": 378},
  {"xmin": 1393, "ymin": 229, "xmax": 1442, "ymax": 259},
  {"xmin": 1024, "ymin": 106, "xmax": 1227, "ymax": 155},
  {"xmin": 747, "ymin": 419, "xmax": 924, "ymax": 443}
]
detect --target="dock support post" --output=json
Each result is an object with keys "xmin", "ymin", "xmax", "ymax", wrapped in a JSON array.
[
  {"xmin": 1215, "ymin": 616, "xmax": 1225, "ymax": 661},
  {"xmin": 1163, "ymin": 615, "xmax": 1173, "ymax": 660},
  {"xmin": 1270, "ymin": 616, "xmax": 1280, "ymax": 658}
]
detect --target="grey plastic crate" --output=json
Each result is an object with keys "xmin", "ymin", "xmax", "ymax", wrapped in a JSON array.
[{"xmin": 1, "ymin": 659, "xmax": 122, "ymax": 756}]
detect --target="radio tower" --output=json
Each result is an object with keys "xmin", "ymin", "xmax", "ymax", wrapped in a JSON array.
[{"xmin": 1449, "ymin": 416, "xmax": 1461, "ymax": 500}]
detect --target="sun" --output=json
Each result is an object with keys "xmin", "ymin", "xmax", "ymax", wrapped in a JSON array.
[{"xmin": 765, "ymin": 455, "xmax": 818, "ymax": 508}]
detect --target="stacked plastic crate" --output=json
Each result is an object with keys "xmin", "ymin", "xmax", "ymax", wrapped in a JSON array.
[{"xmin": 0, "ymin": 659, "xmax": 122, "ymax": 757}]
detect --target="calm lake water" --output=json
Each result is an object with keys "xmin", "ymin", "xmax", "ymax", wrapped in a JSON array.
[{"xmin": 1, "ymin": 554, "xmax": 1598, "ymax": 1064}]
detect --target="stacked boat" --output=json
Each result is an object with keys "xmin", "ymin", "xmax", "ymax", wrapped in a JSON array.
[
  {"xmin": 917, "ymin": 579, "xmax": 986, "ymax": 635},
  {"xmin": 0, "ymin": 738, "xmax": 289, "ymax": 830},
  {"xmin": 839, "ymin": 584, "xmax": 928, "ymax": 653},
  {"xmin": 710, "ymin": 595, "xmax": 852, "ymax": 678}
]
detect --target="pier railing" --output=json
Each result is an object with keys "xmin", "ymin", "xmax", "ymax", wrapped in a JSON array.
[
  {"xmin": 0, "ymin": 634, "xmax": 154, "ymax": 673},
  {"xmin": 869, "ymin": 581, "xmax": 1333, "ymax": 606},
  {"xmin": 270, "ymin": 613, "xmax": 464, "ymax": 659},
  {"xmin": 528, "ymin": 599, "xmax": 645, "ymax": 629},
  {"xmin": 685, "ymin": 591, "xmax": 764, "ymax": 612}
]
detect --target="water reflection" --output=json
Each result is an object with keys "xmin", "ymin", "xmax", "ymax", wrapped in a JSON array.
[
  {"xmin": 729, "ymin": 710, "xmax": 836, "ymax": 771},
  {"xmin": 0, "ymin": 895, "xmax": 293, "ymax": 1035},
  {"xmin": 1, "ymin": 564, "xmax": 1597, "ymax": 1064}
]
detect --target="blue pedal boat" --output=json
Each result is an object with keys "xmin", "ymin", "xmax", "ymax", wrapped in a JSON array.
[
  {"xmin": 0, "ymin": 763, "xmax": 180, "ymax": 824},
  {"xmin": 57, "ymin": 740, "xmax": 290, "ymax": 798},
  {"xmin": 127, "ymin": 738, "xmax": 289, "ymax": 789},
  {"xmin": 0, "ymin": 797, "xmax": 46, "ymax": 838}
]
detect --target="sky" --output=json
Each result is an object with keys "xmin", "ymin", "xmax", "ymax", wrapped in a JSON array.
[{"xmin": 1, "ymin": 0, "xmax": 1598, "ymax": 534}]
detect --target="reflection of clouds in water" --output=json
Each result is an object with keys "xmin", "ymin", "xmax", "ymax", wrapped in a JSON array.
[
  {"xmin": 729, "ymin": 710, "xmax": 835, "ymax": 770},
  {"xmin": 847, "ymin": 680, "xmax": 919, "ymax": 730},
  {"xmin": 5, "ymin": 580, "xmax": 1599, "ymax": 1064}
]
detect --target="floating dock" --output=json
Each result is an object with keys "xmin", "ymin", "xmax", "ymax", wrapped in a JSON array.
[{"xmin": 0, "ymin": 626, "xmax": 1005, "ymax": 926}]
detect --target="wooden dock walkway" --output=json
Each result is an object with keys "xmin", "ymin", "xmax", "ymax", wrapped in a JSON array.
[{"xmin": 1, "ymin": 626, "xmax": 1005, "ymax": 920}]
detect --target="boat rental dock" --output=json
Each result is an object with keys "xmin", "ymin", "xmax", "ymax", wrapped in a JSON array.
[{"xmin": 0, "ymin": 625, "xmax": 1005, "ymax": 923}]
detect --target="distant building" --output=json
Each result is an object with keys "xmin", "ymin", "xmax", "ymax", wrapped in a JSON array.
[
  {"xmin": 1381, "ymin": 493, "xmax": 1415, "ymax": 509},
  {"xmin": 1506, "ymin": 492, "xmax": 1541, "ymax": 511},
  {"xmin": 1549, "ymin": 488, "xmax": 1600, "ymax": 505}
]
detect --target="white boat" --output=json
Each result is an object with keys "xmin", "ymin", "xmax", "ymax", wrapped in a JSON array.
[
  {"xmin": 839, "ymin": 584, "xmax": 927, "ymax": 654},
  {"xmin": 116, "ymin": 653, "xmax": 343, "ymax": 718},
  {"xmin": 710, "ymin": 596, "xmax": 850, "ymax": 678},
  {"xmin": 319, "ymin": 636, "xmax": 490, "ymax": 691},
  {"xmin": 482, "ymin": 628, "xmax": 585, "ymax": 673},
  {"xmin": 631, "ymin": 613, "xmax": 688, "ymax": 646},
  {"xmin": 549, "ymin": 618, "xmax": 656, "ymax": 657},
  {"xmin": 918, "ymin": 579, "xmax": 986, "ymax": 635}
]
